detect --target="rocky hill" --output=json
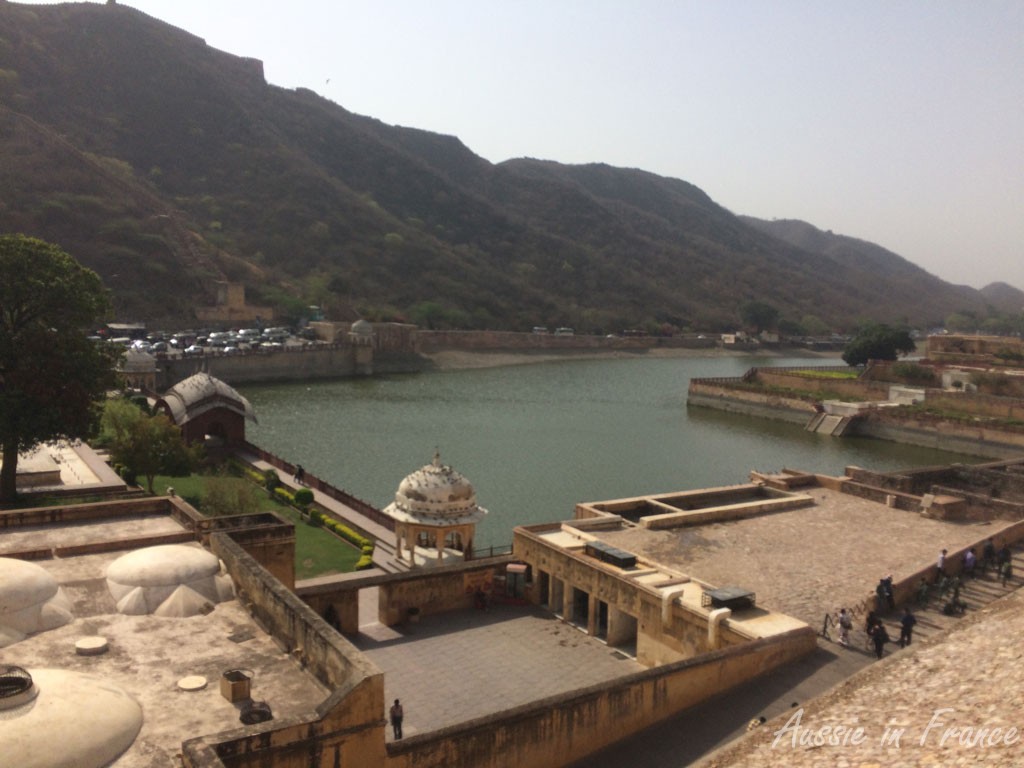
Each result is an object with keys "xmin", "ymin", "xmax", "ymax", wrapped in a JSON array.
[{"xmin": 0, "ymin": 2, "xmax": 1005, "ymax": 331}]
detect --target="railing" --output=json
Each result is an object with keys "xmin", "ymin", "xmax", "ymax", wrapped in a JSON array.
[
  {"xmin": 239, "ymin": 441, "xmax": 396, "ymax": 531},
  {"xmin": 469, "ymin": 543, "xmax": 514, "ymax": 559}
]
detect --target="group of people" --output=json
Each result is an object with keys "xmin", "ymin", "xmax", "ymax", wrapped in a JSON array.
[
  {"xmin": 848, "ymin": 607, "xmax": 916, "ymax": 659},
  {"xmin": 837, "ymin": 540, "xmax": 1017, "ymax": 660},
  {"xmin": 939, "ymin": 540, "xmax": 1014, "ymax": 588}
]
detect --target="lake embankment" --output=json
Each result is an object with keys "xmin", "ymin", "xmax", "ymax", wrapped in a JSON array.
[{"xmin": 420, "ymin": 345, "xmax": 842, "ymax": 372}]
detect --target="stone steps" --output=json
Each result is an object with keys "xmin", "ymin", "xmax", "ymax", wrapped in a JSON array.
[{"xmin": 867, "ymin": 547, "xmax": 1024, "ymax": 650}]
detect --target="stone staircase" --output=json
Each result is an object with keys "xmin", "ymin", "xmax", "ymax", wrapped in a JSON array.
[
  {"xmin": 855, "ymin": 545, "xmax": 1024, "ymax": 652},
  {"xmin": 805, "ymin": 412, "xmax": 855, "ymax": 435}
]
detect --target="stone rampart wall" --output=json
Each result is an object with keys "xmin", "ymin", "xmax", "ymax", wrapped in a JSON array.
[
  {"xmin": 210, "ymin": 533, "xmax": 380, "ymax": 693},
  {"xmin": 385, "ymin": 627, "xmax": 815, "ymax": 768},
  {"xmin": 159, "ymin": 345, "xmax": 358, "ymax": 388},
  {"xmin": 855, "ymin": 415, "xmax": 1024, "ymax": 457},
  {"xmin": 416, "ymin": 330, "xmax": 714, "ymax": 352},
  {"xmin": 919, "ymin": 390, "xmax": 1024, "ymax": 420},
  {"xmin": 687, "ymin": 382, "xmax": 815, "ymax": 424}
]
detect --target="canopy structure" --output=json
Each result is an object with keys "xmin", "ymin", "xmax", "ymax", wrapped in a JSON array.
[{"xmin": 383, "ymin": 452, "xmax": 487, "ymax": 567}]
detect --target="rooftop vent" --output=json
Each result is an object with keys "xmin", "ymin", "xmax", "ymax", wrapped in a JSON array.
[
  {"xmin": 0, "ymin": 666, "xmax": 37, "ymax": 711},
  {"xmin": 702, "ymin": 586, "xmax": 756, "ymax": 611},
  {"xmin": 584, "ymin": 540, "xmax": 638, "ymax": 569}
]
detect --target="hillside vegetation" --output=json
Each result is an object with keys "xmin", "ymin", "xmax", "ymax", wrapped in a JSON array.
[{"xmin": 0, "ymin": 2, "xmax": 1013, "ymax": 332}]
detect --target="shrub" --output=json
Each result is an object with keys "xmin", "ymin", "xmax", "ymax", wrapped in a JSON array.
[
  {"xmin": 355, "ymin": 554, "xmax": 374, "ymax": 570},
  {"xmin": 293, "ymin": 487, "xmax": 314, "ymax": 507},
  {"xmin": 891, "ymin": 362, "xmax": 937, "ymax": 386},
  {"xmin": 203, "ymin": 475, "xmax": 259, "ymax": 517},
  {"xmin": 263, "ymin": 469, "xmax": 281, "ymax": 491},
  {"xmin": 273, "ymin": 486, "xmax": 294, "ymax": 505}
]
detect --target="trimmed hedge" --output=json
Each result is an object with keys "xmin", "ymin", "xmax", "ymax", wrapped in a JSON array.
[{"xmin": 236, "ymin": 461, "xmax": 376, "ymax": 570}]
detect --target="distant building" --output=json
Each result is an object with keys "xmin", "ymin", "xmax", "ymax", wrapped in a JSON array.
[{"xmin": 195, "ymin": 282, "xmax": 274, "ymax": 326}]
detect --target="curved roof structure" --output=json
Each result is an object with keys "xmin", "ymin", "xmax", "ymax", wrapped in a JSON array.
[
  {"xmin": 3, "ymin": 668, "xmax": 143, "ymax": 768},
  {"xmin": 106, "ymin": 544, "xmax": 234, "ymax": 617},
  {"xmin": 384, "ymin": 452, "xmax": 488, "ymax": 527},
  {"xmin": 350, "ymin": 319, "xmax": 373, "ymax": 337},
  {"xmin": 0, "ymin": 559, "xmax": 73, "ymax": 647},
  {"xmin": 159, "ymin": 372, "xmax": 256, "ymax": 427}
]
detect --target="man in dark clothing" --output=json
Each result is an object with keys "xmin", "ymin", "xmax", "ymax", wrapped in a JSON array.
[
  {"xmin": 390, "ymin": 699, "xmax": 404, "ymax": 739},
  {"xmin": 871, "ymin": 621, "xmax": 890, "ymax": 659},
  {"xmin": 982, "ymin": 538, "xmax": 997, "ymax": 576},
  {"xmin": 899, "ymin": 607, "xmax": 917, "ymax": 647},
  {"xmin": 882, "ymin": 575, "xmax": 895, "ymax": 609}
]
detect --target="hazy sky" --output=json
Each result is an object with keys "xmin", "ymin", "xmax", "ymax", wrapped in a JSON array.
[{"xmin": 26, "ymin": 1, "xmax": 1024, "ymax": 291}]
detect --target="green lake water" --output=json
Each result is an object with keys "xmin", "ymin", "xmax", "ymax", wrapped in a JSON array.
[{"xmin": 242, "ymin": 355, "xmax": 980, "ymax": 548}]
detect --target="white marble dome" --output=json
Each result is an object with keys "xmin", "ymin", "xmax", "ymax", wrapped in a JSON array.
[
  {"xmin": 106, "ymin": 544, "xmax": 234, "ymax": 617},
  {"xmin": 2, "ymin": 668, "xmax": 142, "ymax": 768},
  {"xmin": 0, "ymin": 558, "xmax": 73, "ymax": 648},
  {"xmin": 350, "ymin": 319, "xmax": 373, "ymax": 337},
  {"xmin": 385, "ymin": 452, "xmax": 487, "ymax": 525}
]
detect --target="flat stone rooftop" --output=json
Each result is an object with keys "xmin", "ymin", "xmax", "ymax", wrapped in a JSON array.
[
  {"xmin": 598, "ymin": 486, "xmax": 1015, "ymax": 626},
  {"xmin": 0, "ymin": 515, "xmax": 184, "ymax": 556},
  {"xmin": 2, "ymin": 547, "xmax": 328, "ymax": 768}
]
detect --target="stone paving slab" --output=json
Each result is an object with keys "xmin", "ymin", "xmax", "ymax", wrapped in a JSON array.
[
  {"xmin": 601, "ymin": 487, "xmax": 1015, "ymax": 627},
  {"xmin": 352, "ymin": 600, "xmax": 645, "ymax": 740},
  {"xmin": 703, "ymin": 588, "xmax": 1024, "ymax": 768}
]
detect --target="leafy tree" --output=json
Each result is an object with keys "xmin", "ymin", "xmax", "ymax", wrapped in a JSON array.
[
  {"xmin": 0, "ymin": 235, "xmax": 119, "ymax": 503},
  {"xmin": 101, "ymin": 398, "xmax": 199, "ymax": 494},
  {"xmin": 841, "ymin": 324, "xmax": 916, "ymax": 367},
  {"xmin": 944, "ymin": 312, "xmax": 977, "ymax": 333},
  {"xmin": 202, "ymin": 473, "xmax": 260, "ymax": 517},
  {"xmin": 739, "ymin": 301, "xmax": 780, "ymax": 333},
  {"xmin": 800, "ymin": 314, "xmax": 831, "ymax": 337}
]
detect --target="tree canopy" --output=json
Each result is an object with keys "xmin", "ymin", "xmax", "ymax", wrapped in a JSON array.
[
  {"xmin": 739, "ymin": 301, "xmax": 780, "ymax": 334},
  {"xmin": 100, "ymin": 398, "xmax": 198, "ymax": 494},
  {"xmin": 841, "ymin": 323, "xmax": 917, "ymax": 367},
  {"xmin": 0, "ymin": 235, "xmax": 118, "ymax": 502}
]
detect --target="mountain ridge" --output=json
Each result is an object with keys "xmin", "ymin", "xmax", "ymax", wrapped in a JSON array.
[{"xmin": 0, "ymin": 2, "xmax": 1011, "ymax": 331}]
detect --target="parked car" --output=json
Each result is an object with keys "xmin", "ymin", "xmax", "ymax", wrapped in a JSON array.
[{"xmin": 183, "ymin": 345, "xmax": 204, "ymax": 356}]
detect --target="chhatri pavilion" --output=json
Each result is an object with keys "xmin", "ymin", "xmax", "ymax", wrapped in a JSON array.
[{"xmin": 383, "ymin": 452, "xmax": 487, "ymax": 567}]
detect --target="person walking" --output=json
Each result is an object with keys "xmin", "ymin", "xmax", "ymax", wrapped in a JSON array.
[
  {"xmin": 837, "ymin": 608, "xmax": 852, "ymax": 647},
  {"xmin": 899, "ymin": 607, "xmax": 917, "ymax": 647},
  {"xmin": 963, "ymin": 548, "xmax": 977, "ymax": 579},
  {"xmin": 389, "ymin": 699, "xmax": 404, "ymax": 739},
  {"xmin": 982, "ymin": 538, "xmax": 997, "ymax": 576},
  {"xmin": 871, "ymin": 621, "xmax": 890, "ymax": 660}
]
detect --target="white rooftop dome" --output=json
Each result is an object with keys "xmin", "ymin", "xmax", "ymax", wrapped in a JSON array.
[
  {"xmin": 350, "ymin": 319, "xmax": 373, "ymax": 335},
  {"xmin": 3, "ymin": 668, "xmax": 142, "ymax": 768},
  {"xmin": 385, "ymin": 452, "xmax": 488, "ymax": 526},
  {"xmin": 0, "ymin": 559, "xmax": 73, "ymax": 648},
  {"xmin": 106, "ymin": 544, "xmax": 234, "ymax": 617}
]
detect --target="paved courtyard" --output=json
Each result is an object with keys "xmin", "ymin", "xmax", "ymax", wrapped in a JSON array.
[{"xmin": 352, "ymin": 595, "xmax": 644, "ymax": 740}]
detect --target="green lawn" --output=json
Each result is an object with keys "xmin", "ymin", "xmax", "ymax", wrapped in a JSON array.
[{"xmin": 155, "ymin": 473, "xmax": 363, "ymax": 578}]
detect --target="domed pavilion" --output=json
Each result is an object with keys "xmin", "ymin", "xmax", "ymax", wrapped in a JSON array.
[
  {"xmin": 155, "ymin": 372, "xmax": 256, "ymax": 450},
  {"xmin": 384, "ymin": 452, "xmax": 487, "ymax": 567}
]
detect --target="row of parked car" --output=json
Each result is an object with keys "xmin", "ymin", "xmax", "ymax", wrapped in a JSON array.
[{"xmin": 106, "ymin": 326, "xmax": 317, "ymax": 357}]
